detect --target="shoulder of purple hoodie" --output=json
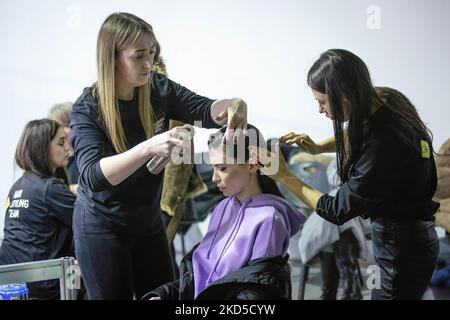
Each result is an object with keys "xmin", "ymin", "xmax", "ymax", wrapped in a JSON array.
[
  {"xmin": 249, "ymin": 194, "xmax": 307, "ymax": 237},
  {"xmin": 208, "ymin": 193, "xmax": 306, "ymax": 237}
]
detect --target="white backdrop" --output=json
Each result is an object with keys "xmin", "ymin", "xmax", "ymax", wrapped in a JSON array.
[{"xmin": 1, "ymin": 0, "xmax": 449, "ymax": 240}]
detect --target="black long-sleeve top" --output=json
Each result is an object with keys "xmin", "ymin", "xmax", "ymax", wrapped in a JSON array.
[
  {"xmin": 70, "ymin": 73, "xmax": 220, "ymax": 235},
  {"xmin": 316, "ymin": 105, "xmax": 439, "ymax": 225},
  {"xmin": 0, "ymin": 172, "xmax": 75, "ymax": 300},
  {"xmin": 1, "ymin": 172, "xmax": 75, "ymax": 263}
]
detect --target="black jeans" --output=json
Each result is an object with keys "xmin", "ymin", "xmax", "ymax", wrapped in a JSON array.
[
  {"xmin": 371, "ymin": 218, "xmax": 439, "ymax": 300},
  {"xmin": 73, "ymin": 208, "xmax": 175, "ymax": 300}
]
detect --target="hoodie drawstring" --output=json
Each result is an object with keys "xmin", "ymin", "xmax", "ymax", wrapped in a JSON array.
[{"xmin": 206, "ymin": 197, "xmax": 233, "ymax": 259}]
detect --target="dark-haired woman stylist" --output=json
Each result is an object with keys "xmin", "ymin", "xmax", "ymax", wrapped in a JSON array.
[{"xmin": 252, "ymin": 49, "xmax": 439, "ymax": 300}]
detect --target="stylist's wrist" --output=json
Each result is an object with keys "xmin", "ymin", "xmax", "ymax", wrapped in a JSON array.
[
  {"xmin": 314, "ymin": 142, "xmax": 325, "ymax": 154},
  {"xmin": 276, "ymin": 168, "xmax": 294, "ymax": 183},
  {"xmin": 140, "ymin": 139, "xmax": 156, "ymax": 159}
]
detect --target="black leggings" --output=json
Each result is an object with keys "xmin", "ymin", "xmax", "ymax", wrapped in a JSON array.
[
  {"xmin": 73, "ymin": 208, "xmax": 175, "ymax": 300},
  {"xmin": 371, "ymin": 218, "xmax": 439, "ymax": 300}
]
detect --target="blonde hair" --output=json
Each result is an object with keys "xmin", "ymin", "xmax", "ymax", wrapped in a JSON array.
[
  {"xmin": 48, "ymin": 101, "xmax": 73, "ymax": 125},
  {"xmin": 95, "ymin": 12, "xmax": 155, "ymax": 153}
]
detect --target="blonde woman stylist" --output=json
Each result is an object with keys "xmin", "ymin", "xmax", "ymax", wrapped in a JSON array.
[{"xmin": 71, "ymin": 12, "xmax": 247, "ymax": 300}]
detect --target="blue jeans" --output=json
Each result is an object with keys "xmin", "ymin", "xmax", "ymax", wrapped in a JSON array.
[
  {"xmin": 371, "ymin": 218, "xmax": 439, "ymax": 300},
  {"xmin": 73, "ymin": 207, "xmax": 175, "ymax": 300}
]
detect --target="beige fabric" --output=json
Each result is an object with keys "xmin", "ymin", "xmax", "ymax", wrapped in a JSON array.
[
  {"xmin": 434, "ymin": 138, "xmax": 450, "ymax": 232},
  {"xmin": 160, "ymin": 120, "xmax": 207, "ymax": 242},
  {"xmin": 436, "ymin": 199, "xmax": 450, "ymax": 233},
  {"xmin": 435, "ymin": 138, "xmax": 450, "ymax": 199}
]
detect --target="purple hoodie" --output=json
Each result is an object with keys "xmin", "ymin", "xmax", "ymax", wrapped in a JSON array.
[{"xmin": 192, "ymin": 193, "xmax": 306, "ymax": 298}]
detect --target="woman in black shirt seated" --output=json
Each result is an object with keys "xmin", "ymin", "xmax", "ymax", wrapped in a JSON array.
[{"xmin": 0, "ymin": 119, "xmax": 76, "ymax": 299}]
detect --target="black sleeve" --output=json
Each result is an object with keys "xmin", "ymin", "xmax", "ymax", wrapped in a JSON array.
[
  {"xmin": 235, "ymin": 286, "xmax": 280, "ymax": 300},
  {"xmin": 167, "ymin": 79, "xmax": 221, "ymax": 129},
  {"xmin": 316, "ymin": 131, "xmax": 407, "ymax": 225},
  {"xmin": 145, "ymin": 243, "xmax": 199, "ymax": 300},
  {"xmin": 70, "ymin": 96, "xmax": 113, "ymax": 192},
  {"xmin": 144, "ymin": 279, "xmax": 180, "ymax": 300},
  {"xmin": 45, "ymin": 179, "xmax": 76, "ymax": 228}
]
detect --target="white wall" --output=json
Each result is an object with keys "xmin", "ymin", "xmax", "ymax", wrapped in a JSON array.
[{"xmin": 1, "ymin": 0, "xmax": 449, "ymax": 240}]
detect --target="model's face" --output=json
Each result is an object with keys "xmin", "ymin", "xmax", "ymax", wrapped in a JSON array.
[
  {"xmin": 49, "ymin": 128, "xmax": 71, "ymax": 172},
  {"xmin": 209, "ymin": 149, "xmax": 254, "ymax": 197},
  {"xmin": 212, "ymin": 164, "xmax": 251, "ymax": 197},
  {"xmin": 115, "ymin": 33, "xmax": 156, "ymax": 89}
]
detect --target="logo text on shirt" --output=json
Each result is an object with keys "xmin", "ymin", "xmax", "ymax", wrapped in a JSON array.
[
  {"xmin": 421, "ymin": 140, "xmax": 430, "ymax": 159},
  {"xmin": 9, "ymin": 209, "xmax": 19, "ymax": 219},
  {"xmin": 10, "ymin": 199, "xmax": 29, "ymax": 208},
  {"xmin": 13, "ymin": 190, "xmax": 23, "ymax": 199}
]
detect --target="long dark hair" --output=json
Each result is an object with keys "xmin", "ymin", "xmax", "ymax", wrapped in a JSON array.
[
  {"xmin": 207, "ymin": 124, "xmax": 284, "ymax": 198},
  {"xmin": 375, "ymin": 86, "xmax": 435, "ymax": 151},
  {"xmin": 307, "ymin": 49, "xmax": 434, "ymax": 182},
  {"xmin": 15, "ymin": 119, "xmax": 68, "ymax": 184}
]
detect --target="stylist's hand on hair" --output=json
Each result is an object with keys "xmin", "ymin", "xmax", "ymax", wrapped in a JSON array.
[
  {"xmin": 250, "ymin": 141, "xmax": 323, "ymax": 210},
  {"xmin": 280, "ymin": 132, "xmax": 321, "ymax": 155},
  {"xmin": 214, "ymin": 98, "xmax": 247, "ymax": 143},
  {"xmin": 249, "ymin": 142, "xmax": 292, "ymax": 183}
]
